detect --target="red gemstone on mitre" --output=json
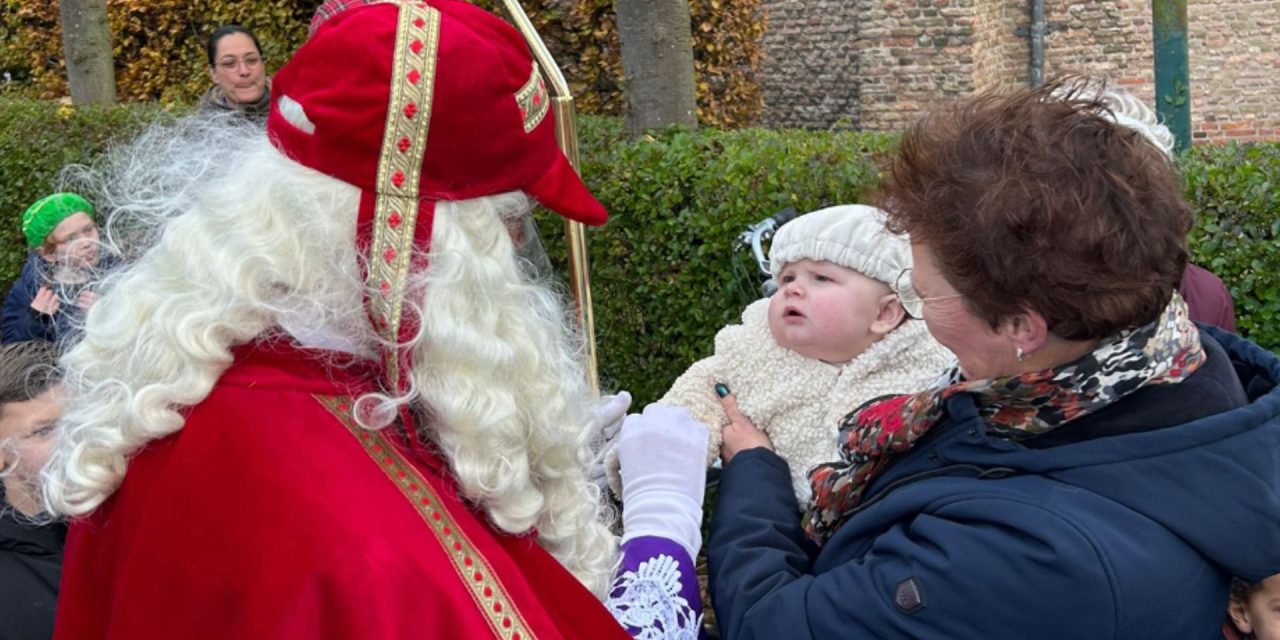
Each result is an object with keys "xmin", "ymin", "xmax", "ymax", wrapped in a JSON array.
[
  {"xmin": 397, "ymin": 137, "xmax": 411, "ymax": 153},
  {"xmin": 410, "ymin": 40, "xmax": 424, "ymax": 54},
  {"xmin": 407, "ymin": 69, "xmax": 421, "ymax": 85},
  {"xmin": 383, "ymin": 247, "xmax": 397, "ymax": 263},
  {"xmin": 387, "ymin": 212, "xmax": 403, "ymax": 228},
  {"xmin": 403, "ymin": 102, "xmax": 418, "ymax": 119},
  {"xmin": 533, "ymin": 92, "xmax": 542, "ymax": 107},
  {"xmin": 391, "ymin": 171, "xmax": 406, "ymax": 188},
  {"xmin": 483, "ymin": 586, "xmax": 492, "ymax": 597},
  {"xmin": 379, "ymin": 281, "xmax": 391, "ymax": 294},
  {"xmin": 413, "ymin": 17, "xmax": 425, "ymax": 28}
]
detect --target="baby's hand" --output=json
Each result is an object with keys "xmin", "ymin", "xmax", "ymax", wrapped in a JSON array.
[{"xmin": 715, "ymin": 382, "xmax": 773, "ymax": 464}]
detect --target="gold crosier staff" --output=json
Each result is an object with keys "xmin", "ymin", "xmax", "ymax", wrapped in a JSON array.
[{"xmin": 498, "ymin": 1, "xmax": 600, "ymax": 394}]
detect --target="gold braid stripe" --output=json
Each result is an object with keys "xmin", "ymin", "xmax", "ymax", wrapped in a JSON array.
[
  {"xmin": 514, "ymin": 63, "xmax": 549, "ymax": 133},
  {"xmin": 368, "ymin": 2, "xmax": 441, "ymax": 390},
  {"xmin": 315, "ymin": 395, "xmax": 539, "ymax": 640}
]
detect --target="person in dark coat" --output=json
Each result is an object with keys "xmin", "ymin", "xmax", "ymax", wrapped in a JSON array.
[
  {"xmin": 2, "ymin": 193, "xmax": 103, "ymax": 345},
  {"xmin": 699, "ymin": 78, "xmax": 1280, "ymax": 639},
  {"xmin": 0, "ymin": 340, "xmax": 66, "ymax": 640},
  {"xmin": 1182, "ymin": 262, "xmax": 1237, "ymax": 332}
]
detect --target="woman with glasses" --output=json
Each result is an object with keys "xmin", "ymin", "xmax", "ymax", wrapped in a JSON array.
[
  {"xmin": 682, "ymin": 77, "xmax": 1280, "ymax": 639},
  {"xmin": 199, "ymin": 25, "xmax": 270, "ymax": 124}
]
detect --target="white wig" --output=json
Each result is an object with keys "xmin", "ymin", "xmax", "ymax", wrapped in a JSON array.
[{"xmin": 42, "ymin": 115, "xmax": 619, "ymax": 596}]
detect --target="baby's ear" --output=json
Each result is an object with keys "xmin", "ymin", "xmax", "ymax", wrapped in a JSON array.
[
  {"xmin": 870, "ymin": 291, "xmax": 906, "ymax": 335},
  {"xmin": 1227, "ymin": 597, "xmax": 1253, "ymax": 635}
]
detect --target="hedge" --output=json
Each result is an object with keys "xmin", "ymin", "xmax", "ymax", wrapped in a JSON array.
[
  {"xmin": 1184, "ymin": 142, "xmax": 1280, "ymax": 348},
  {"xmin": 2, "ymin": 97, "xmax": 1279, "ymax": 406},
  {"xmin": 0, "ymin": 98, "xmax": 172, "ymax": 290},
  {"xmin": 0, "ymin": 0, "xmax": 762, "ymax": 127}
]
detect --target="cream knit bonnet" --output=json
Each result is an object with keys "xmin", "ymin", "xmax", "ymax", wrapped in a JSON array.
[{"xmin": 768, "ymin": 204, "xmax": 909, "ymax": 286}]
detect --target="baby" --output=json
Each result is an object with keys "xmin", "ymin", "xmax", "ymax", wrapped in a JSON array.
[{"xmin": 612, "ymin": 204, "xmax": 954, "ymax": 503}]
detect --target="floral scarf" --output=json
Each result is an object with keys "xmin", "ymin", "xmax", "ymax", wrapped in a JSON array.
[{"xmin": 804, "ymin": 294, "xmax": 1205, "ymax": 545}]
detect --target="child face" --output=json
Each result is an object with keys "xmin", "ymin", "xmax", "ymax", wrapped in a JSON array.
[
  {"xmin": 0, "ymin": 388, "xmax": 61, "ymax": 515},
  {"xmin": 1231, "ymin": 574, "xmax": 1280, "ymax": 640},
  {"xmin": 39, "ymin": 211, "xmax": 100, "ymax": 270},
  {"xmin": 768, "ymin": 259, "xmax": 894, "ymax": 363}
]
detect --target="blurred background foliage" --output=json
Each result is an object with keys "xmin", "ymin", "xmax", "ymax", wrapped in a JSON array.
[{"xmin": 0, "ymin": 0, "xmax": 763, "ymax": 127}]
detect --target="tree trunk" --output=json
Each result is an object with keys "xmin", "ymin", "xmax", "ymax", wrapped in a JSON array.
[
  {"xmin": 616, "ymin": 0, "xmax": 698, "ymax": 137},
  {"xmin": 59, "ymin": 0, "xmax": 117, "ymax": 105}
]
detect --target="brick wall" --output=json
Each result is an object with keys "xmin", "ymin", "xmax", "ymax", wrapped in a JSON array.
[
  {"xmin": 854, "ymin": 0, "xmax": 981, "ymax": 131},
  {"xmin": 757, "ymin": 0, "xmax": 862, "ymax": 129},
  {"xmin": 1188, "ymin": 0, "xmax": 1280, "ymax": 141},
  {"xmin": 758, "ymin": 0, "xmax": 1280, "ymax": 142}
]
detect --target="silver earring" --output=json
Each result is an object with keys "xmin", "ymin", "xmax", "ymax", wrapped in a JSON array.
[{"xmin": 1015, "ymin": 347, "xmax": 1028, "ymax": 362}]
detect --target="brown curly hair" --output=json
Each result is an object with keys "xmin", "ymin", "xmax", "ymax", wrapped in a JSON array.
[{"xmin": 878, "ymin": 76, "xmax": 1192, "ymax": 340}]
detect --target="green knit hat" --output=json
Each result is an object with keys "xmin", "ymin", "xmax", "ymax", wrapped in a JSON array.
[{"xmin": 21, "ymin": 192, "xmax": 95, "ymax": 248}]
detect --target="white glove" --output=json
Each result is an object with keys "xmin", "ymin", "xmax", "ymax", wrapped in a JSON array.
[
  {"xmin": 588, "ymin": 392, "xmax": 632, "ymax": 489},
  {"xmin": 590, "ymin": 391, "xmax": 632, "ymax": 452},
  {"xmin": 617, "ymin": 403, "xmax": 710, "ymax": 559}
]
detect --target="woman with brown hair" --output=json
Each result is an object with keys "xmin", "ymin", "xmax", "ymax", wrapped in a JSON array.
[
  {"xmin": 199, "ymin": 25, "xmax": 270, "ymax": 124},
  {"xmin": 698, "ymin": 78, "xmax": 1280, "ymax": 638}
]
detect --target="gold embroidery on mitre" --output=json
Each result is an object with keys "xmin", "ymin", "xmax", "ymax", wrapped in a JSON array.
[
  {"xmin": 315, "ymin": 394, "xmax": 539, "ymax": 640},
  {"xmin": 368, "ymin": 2, "xmax": 441, "ymax": 391},
  {"xmin": 515, "ymin": 63, "xmax": 549, "ymax": 133}
]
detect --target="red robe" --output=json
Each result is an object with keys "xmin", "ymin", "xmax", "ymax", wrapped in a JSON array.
[{"xmin": 54, "ymin": 339, "xmax": 629, "ymax": 640}]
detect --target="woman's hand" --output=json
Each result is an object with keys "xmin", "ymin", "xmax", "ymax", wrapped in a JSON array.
[{"xmin": 716, "ymin": 383, "xmax": 773, "ymax": 464}]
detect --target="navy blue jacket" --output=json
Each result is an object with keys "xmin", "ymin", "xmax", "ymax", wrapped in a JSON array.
[
  {"xmin": 709, "ymin": 328, "xmax": 1280, "ymax": 639},
  {"xmin": 3, "ymin": 254, "xmax": 80, "ymax": 345}
]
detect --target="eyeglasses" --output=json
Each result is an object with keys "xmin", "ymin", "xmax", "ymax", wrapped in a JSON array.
[
  {"xmin": 216, "ymin": 55, "xmax": 264, "ymax": 71},
  {"xmin": 894, "ymin": 268, "xmax": 964, "ymax": 319}
]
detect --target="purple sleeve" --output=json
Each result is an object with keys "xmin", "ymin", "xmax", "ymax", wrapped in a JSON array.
[{"xmin": 606, "ymin": 536, "xmax": 705, "ymax": 640}]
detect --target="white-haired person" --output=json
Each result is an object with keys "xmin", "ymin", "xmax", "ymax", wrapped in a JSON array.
[{"xmin": 43, "ymin": 2, "xmax": 708, "ymax": 639}]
